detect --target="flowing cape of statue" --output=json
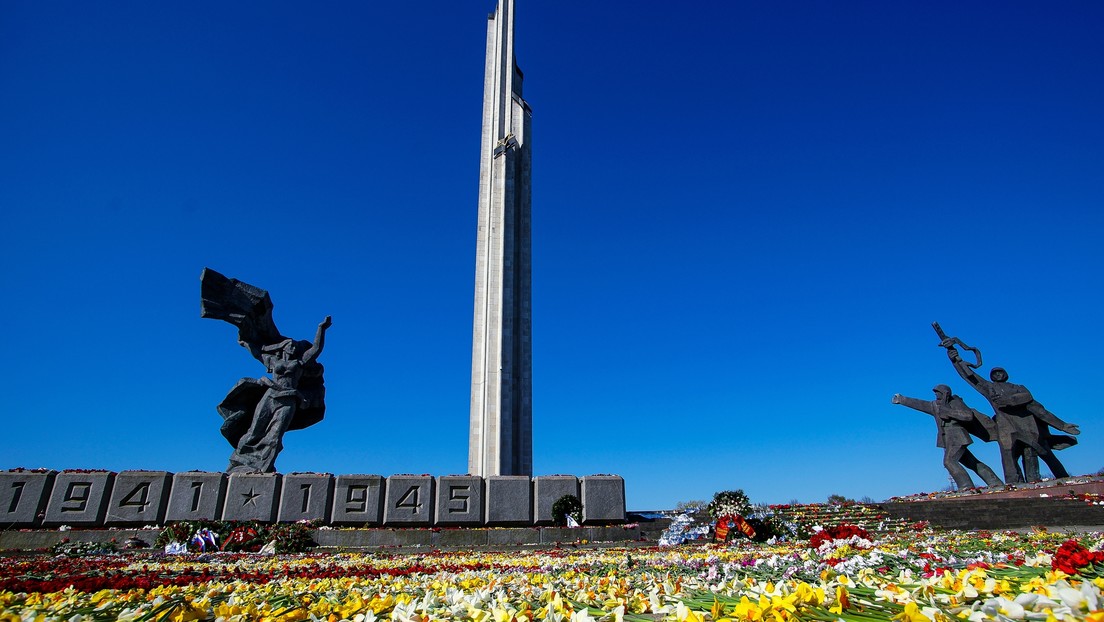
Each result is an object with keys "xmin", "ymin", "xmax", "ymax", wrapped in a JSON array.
[
  {"xmin": 1045, "ymin": 433, "xmax": 1078, "ymax": 451},
  {"xmin": 962, "ymin": 406, "xmax": 998, "ymax": 444},
  {"xmin": 200, "ymin": 268, "xmax": 326, "ymax": 447}
]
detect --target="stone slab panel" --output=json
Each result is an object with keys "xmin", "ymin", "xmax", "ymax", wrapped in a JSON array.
[
  {"xmin": 580, "ymin": 475, "xmax": 626, "ymax": 524},
  {"xmin": 43, "ymin": 472, "xmax": 115, "ymax": 526},
  {"xmin": 0, "ymin": 528, "xmax": 161, "ymax": 551},
  {"xmin": 312, "ymin": 528, "xmax": 433, "ymax": 548},
  {"xmin": 533, "ymin": 476, "xmax": 579, "ymax": 525},
  {"xmin": 166, "ymin": 472, "xmax": 227, "ymax": 521},
  {"xmin": 539, "ymin": 527, "xmax": 582, "ymax": 543},
  {"xmin": 383, "ymin": 475, "xmax": 434, "ymax": 525},
  {"xmin": 486, "ymin": 527, "xmax": 541, "ymax": 546},
  {"xmin": 330, "ymin": 475, "xmax": 384, "ymax": 526},
  {"xmin": 485, "ymin": 476, "xmax": 532, "ymax": 525},
  {"xmin": 278, "ymin": 474, "xmax": 335, "ymax": 523},
  {"xmin": 432, "ymin": 528, "xmax": 489, "ymax": 547},
  {"xmin": 222, "ymin": 473, "xmax": 281, "ymax": 522},
  {"xmin": 105, "ymin": 471, "xmax": 172, "ymax": 526},
  {"xmin": 434, "ymin": 476, "xmax": 484, "ymax": 525},
  {"xmin": 0, "ymin": 470, "xmax": 56, "ymax": 527}
]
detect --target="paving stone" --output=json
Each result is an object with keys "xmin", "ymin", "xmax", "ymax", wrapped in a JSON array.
[
  {"xmin": 435, "ymin": 476, "xmax": 484, "ymax": 525},
  {"xmin": 105, "ymin": 471, "xmax": 172, "ymax": 526},
  {"xmin": 383, "ymin": 475, "xmax": 434, "ymax": 525},
  {"xmin": 222, "ymin": 473, "xmax": 281, "ymax": 522},
  {"xmin": 0, "ymin": 470, "xmax": 56, "ymax": 527},
  {"xmin": 533, "ymin": 475, "xmax": 578, "ymax": 525},
  {"xmin": 278, "ymin": 474, "xmax": 334, "ymax": 523},
  {"xmin": 165, "ymin": 472, "xmax": 227, "ymax": 521},
  {"xmin": 580, "ymin": 475, "xmax": 625, "ymax": 524},
  {"xmin": 43, "ymin": 471, "xmax": 115, "ymax": 526},
  {"xmin": 331, "ymin": 475, "xmax": 384, "ymax": 526},
  {"xmin": 485, "ymin": 476, "xmax": 532, "ymax": 525}
]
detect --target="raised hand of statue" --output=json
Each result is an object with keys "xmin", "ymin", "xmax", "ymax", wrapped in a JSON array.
[
  {"xmin": 946, "ymin": 347, "xmax": 961, "ymax": 361},
  {"xmin": 319, "ymin": 315, "xmax": 333, "ymax": 330},
  {"xmin": 891, "ymin": 394, "xmax": 902, "ymax": 404},
  {"xmin": 1064, "ymin": 423, "xmax": 1081, "ymax": 435}
]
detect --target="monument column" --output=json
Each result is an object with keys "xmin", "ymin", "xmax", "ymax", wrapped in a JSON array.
[{"xmin": 469, "ymin": 0, "xmax": 533, "ymax": 477}]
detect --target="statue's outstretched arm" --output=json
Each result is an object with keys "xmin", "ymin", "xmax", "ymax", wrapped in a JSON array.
[
  {"xmin": 1026, "ymin": 401, "xmax": 1080, "ymax": 435},
  {"xmin": 302, "ymin": 316, "xmax": 332, "ymax": 364},
  {"xmin": 892, "ymin": 394, "xmax": 936, "ymax": 416}
]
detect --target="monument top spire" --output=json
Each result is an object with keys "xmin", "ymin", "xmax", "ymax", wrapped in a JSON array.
[{"xmin": 468, "ymin": 0, "xmax": 533, "ymax": 477}]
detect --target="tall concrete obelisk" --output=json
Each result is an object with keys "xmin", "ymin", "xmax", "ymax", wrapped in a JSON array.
[{"xmin": 469, "ymin": 0, "xmax": 533, "ymax": 477}]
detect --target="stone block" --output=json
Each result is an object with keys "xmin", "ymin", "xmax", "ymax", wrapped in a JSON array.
[
  {"xmin": 485, "ymin": 476, "xmax": 532, "ymax": 525},
  {"xmin": 383, "ymin": 475, "xmax": 434, "ymax": 525},
  {"xmin": 0, "ymin": 470, "xmax": 56, "ymax": 527},
  {"xmin": 539, "ymin": 527, "xmax": 582, "ymax": 543},
  {"xmin": 166, "ymin": 472, "xmax": 227, "ymax": 521},
  {"xmin": 331, "ymin": 475, "xmax": 384, "ymax": 526},
  {"xmin": 278, "ymin": 474, "xmax": 334, "ymax": 523},
  {"xmin": 432, "ymin": 528, "xmax": 489, "ymax": 548},
  {"xmin": 533, "ymin": 476, "xmax": 578, "ymax": 525},
  {"xmin": 434, "ymin": 476, "xmax": 484, "ymax": 525},
  {"xmin": 105, "ymin": 471, "xmax": 172, "ymax": 526},
  {"xmin": 580, "ymin": 475, "xmax": 625, "ymax": 524},
  {"xmin": 222, "ymin": 473, "xmax": 281, "ymax": 522},
  {"xmin": 43, "ymin": 471, "xmax": 115, "ymax": 526},
  {"xmin": 486, "ymin": 526, "xmax": 540, "ymax": 545}
]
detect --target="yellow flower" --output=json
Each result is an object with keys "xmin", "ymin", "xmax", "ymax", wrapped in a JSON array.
[
  {"xmin": 829, "ymin": 586, "xmax": 850, "ymax": 614},
  {"xmin": 675, "ymin": 602, "xmax": 703, "ymax": 622},
  {"xmin": 732, "ymin": 596, "xmax": 763, "ymax": 622},
  {"xmin": 891, "ymin": 602, "xmax": 931, "ymax": 622}
]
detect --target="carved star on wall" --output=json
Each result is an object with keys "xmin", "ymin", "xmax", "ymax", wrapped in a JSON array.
[{"xmin": 241, "ymin": 487, "xmax": 260, "ymax": 507}]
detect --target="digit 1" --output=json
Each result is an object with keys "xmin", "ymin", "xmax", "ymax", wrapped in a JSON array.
[
  {"xmin": 190, "ymin": 481, "xmax": 203, "ymax": 512},
  {"xmin": 8, "ymin": 482, "xmax": 25, "ymax": 513},
  {"xmin": 300, "ymin": 484, "xmax": 311, "ymax": 513}
]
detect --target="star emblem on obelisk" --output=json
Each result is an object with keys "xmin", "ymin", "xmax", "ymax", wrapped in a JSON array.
[{"xmin": 241, "ymin": 487, "xmax": 260, "ymax": 507}]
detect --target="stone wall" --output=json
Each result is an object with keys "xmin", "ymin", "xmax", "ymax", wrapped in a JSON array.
[
  {"xmin": 0, "ymin": 471, "xmax": 624, "ymax": 528},
  {"xmin": 877, "ymin": 497, "xmax": 1104, "ymax": 530}
]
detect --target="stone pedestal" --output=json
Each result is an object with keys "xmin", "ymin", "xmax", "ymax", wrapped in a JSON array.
[
  {"xmin": 222, "ymin": 473, "xmax": 281, "ymax": 522},
  {"xmin": 278, "ymin": 473, "xmax": 334, "ymax": 523},
  {"xmin": 435, "ymin": 476, "xmax": 484, "ymax": 525},
  {"xmin": 485, "ymin": 475, "xmax": 532, "ymax": 525},
  {"xmin": 580, "ymin": 476, "xmax": 626, "ymax": 524},
  {"xmin": 331, "ymin": 475, "xmax": 384, "ymax": 526},
  {"xmin": 0, "ymin": 470, "xmax": 56, "ymax": 527},
  {"xmin": 533, "ymin": 476, "xmax": 579, "ymax": 525},
  {"xmin": 383, "ymin": 475, "xmax": 434, "ymax": 525},
  {"xmin": 166, "ymin": 472, "xmax": 227, "ymax": 521},
  {"xmin": 43, "ymin": 471, "xmax": 115, "ymax": 526},
  {"xmin": 105, "ymin": 471, "xmax": 172, "ymax": 526}
]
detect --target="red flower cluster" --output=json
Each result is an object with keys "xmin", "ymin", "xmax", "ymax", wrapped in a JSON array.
[
  {"xmin": 1051, "ymin": 539, "xmax": 1104, "ymax": 575},
  {"xmin": 0, "ymin": 555, "xmax": 495, "ymax": 594},
  {"xmin": 808, "ymin": 524, "xmax": 872, "ymax": 549}
]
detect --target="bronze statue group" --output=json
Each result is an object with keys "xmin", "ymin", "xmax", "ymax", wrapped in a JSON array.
[{"xmin": 893, "ymin": 323, "xmax": 1080, "ymax": 490}]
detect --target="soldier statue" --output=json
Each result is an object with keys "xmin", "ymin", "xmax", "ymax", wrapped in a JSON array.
[
  {"xmin": 892, "ymin": 385, "xmax": 1003, "ymax": 489},
  {"xmin": 934, "ymin": 323, "xmax": 1079, "ymax": 483}
]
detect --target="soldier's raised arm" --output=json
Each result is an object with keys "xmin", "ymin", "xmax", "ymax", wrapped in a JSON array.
[{"xmin": 947, "ymin": 346, "xmax": 987, "ymax": 392}]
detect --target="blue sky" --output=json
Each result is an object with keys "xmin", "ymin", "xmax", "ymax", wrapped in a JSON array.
[{"xmin": 2, "ymin": 1, "xmax": 1101, "ymax": 511}]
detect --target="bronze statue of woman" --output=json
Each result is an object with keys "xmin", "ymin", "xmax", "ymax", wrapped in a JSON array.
[{"xmin": 200, "ymin": 268, "xmax": 332, "ymax": 473}]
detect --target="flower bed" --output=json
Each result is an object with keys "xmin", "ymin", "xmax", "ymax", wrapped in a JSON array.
[{"xmin": 1, "ymin": 528, "xmax": 1103, "ymax": 621}]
